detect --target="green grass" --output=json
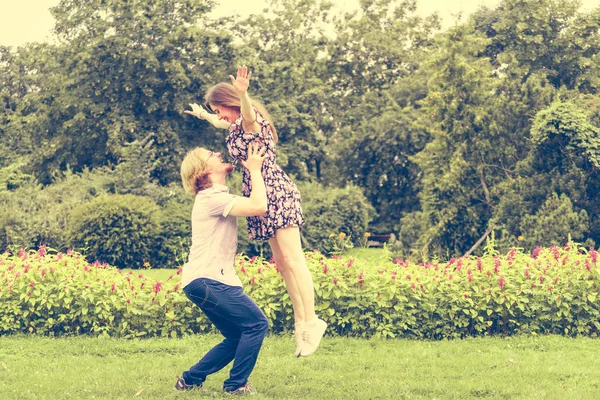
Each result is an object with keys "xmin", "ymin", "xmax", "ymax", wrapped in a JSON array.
[
  {"xmin": 1, "ymin": 334, "xmax": 598, "ymax": 399},
  {"xmin": 121, "ymin": 268, "xmax": 180, "ymax": 282},
  {"xmin": 122, "ymin": 247, "xmax": 389, "ymax": 282},
  {"xmin": 344, "ymin": 247, "xmax": 391, "ymax": 264}
]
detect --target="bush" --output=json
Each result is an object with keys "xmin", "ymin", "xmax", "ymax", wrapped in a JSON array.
[
  {"xmin": 298, "ymin": 181, "xmax": 375, "ymax": 255},
  {"xmin": 0, "ymin": 248, "xmax": 206, "ymax": 337},
  {"xmin": 68, "ymin": 194, "xmax": 161, "ymax": 269},
  {"xmin": 0, "ymin": 167, "xmax": 112, "ymax": 252},
  {"xmin": 154, "ymin": 199, "xmax": 192, "ymax": 269},
  {"xmin": 2, "ymin": 243, "xmax": 599, "ymax": 339}
]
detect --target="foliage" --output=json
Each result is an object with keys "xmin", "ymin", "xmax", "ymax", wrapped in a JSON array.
[
  {"xmin": 0, "ymin": 248, "xmax": 202, "ymax": 337},
  {"xmin": 490, "ymin": 100, "xmax": 599, "ymax": 250},
  {"xmin": 298, "ymin": 181, "xmax": 375, "ymax": 255},
  {"xmin": 68, "ymin": 195, "xmax": 162, "ymax": 269},
  {"xmin": 2, "ymin": 243, "xmax": 600, "ymax": 339}
]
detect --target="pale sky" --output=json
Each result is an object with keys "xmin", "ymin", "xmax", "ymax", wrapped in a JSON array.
[{"xmin": 0, "ymin": 0, "xmax": 598, "ymax": 48}]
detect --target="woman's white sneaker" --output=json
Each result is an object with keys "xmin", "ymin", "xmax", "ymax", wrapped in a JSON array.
[{"xmin": 300, "ymin": 318, "xmax": 327, "ymax": 357}]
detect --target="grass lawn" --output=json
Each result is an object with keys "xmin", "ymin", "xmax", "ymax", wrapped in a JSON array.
[
  {"xmin": 1, "ymin": 334, "xmax": 598, "ymax": 399},
  {"xmin": 122, "ymin": 247, "xmax": 390, "ymax": 282}
]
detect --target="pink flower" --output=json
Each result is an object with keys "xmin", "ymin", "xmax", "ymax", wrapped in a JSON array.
[
  {"xmin": 590, "ymin": 248, "xmax": 598, "ymax": 264},
  {"xmin": 67, "ymin": 249, "xmax": 74, "ymax": 256},
  {"xmin": 174, "ymin": 284, "xmax": 180, "ymax": 291},
  {"xmin": 477, "ymin": 258, "xmax": 483, "ymax": 271},
  {"xmin": 126, "ymin": 299, "xmax": 131, "ymax": 304},
  {"xmin": 531, "ymin": 247, "xmax": 541, "ymax": 259},
  {"xmin": 551, "ymin": 245, "xmax": 560, "ymax": 261},
  {"xmin": 154, "ymin": 282, "xmax": 163, "ymax": 293},
  {"xmin": 498, "ymin": 275, "xmax": 506, "ymax": 288},
  {"xmin": 358, "ymin": 272, "xmax": 364, "ymax": 289},
  {"xmin": 41, "ymin": 269, "xmax": 46, "ymax": 278},
  {"xmin": 56, "ymin": 253, "xmax": 63, "ymax": 261},
  {"xmin": 111, "ymin": 283, "xmax": 116, "ymax": 292},
  {"xmin": 333, "ymin": 277, "xmax": 338, "ymax": 285},
  {"xmin": 38, "ymin": 245, "xmax": 47, "ymax": 257},
  {"xmin": 507, "ymin": 249, "xmax": 515, "ymax": 261},
  {"xmin": 539, "ymin": 275, "xmax": 544, "ymax": 284},
  {"xmin": 176, "ymin": 268, "xmax": 182, "ymax": 275},
  {"xmin": 347, "ymin": 259, "xmax": 355, "ymax": 268},
  {"xmin": 468, "ymin": 275, "xmax": 473, "ymax": 283},
  {"xmin": 29, "ymin": 282, "xmax": 35, "ymax": 288},
  {"xmin": 322, "ymin": 265, "xmax": 328, "ymax": 274},
  {"xmin": 494, "ymin": 258, "xmax": 501, "ymax": 274}
]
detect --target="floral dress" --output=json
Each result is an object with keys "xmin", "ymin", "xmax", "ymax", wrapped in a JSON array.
[{"xmin": 226, "ymin": 110, "xmax": 304, "ymax": 241}]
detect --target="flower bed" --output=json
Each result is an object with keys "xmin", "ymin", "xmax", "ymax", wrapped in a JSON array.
[{"xmin": 1, "ymin": 243, "xmax": 599, "ymax": 339}]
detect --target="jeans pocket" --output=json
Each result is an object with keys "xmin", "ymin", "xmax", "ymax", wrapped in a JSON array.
[{"xmin": 185, "ymin": 280, "xmax": 220, "ymax": 311}]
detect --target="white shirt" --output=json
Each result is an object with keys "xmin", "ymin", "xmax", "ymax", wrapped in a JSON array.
[{"xmin": 181, "ymin": 184, "xmax": 243, "ymax": 288}]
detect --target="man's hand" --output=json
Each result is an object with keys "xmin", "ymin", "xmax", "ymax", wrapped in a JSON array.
[{"xmin": 241, "ymin": 142, "xmax": 266, "ymax": 172}]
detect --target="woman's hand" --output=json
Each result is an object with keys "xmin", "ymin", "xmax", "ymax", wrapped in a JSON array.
[
  {"xmin": 229, "ymin": 65, "xmax": 252, "ymax": 95},
  {"xmin": 241, "ymin": 142, "xmax": 266, "ymax": 172},
  {"xmin": 184, "ymin": 103, "xmax": 210, "ymax": 119}
]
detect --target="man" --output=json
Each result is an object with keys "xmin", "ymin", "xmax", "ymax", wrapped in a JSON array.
[{"xmin": 175, "ymin": 143, "xmax": 268, "ymax": 395}]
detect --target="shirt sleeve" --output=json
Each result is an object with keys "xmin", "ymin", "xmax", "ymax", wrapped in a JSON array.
[{"xmin": 207, "ymin": 192, "xmax": 238, "ymax": 217}]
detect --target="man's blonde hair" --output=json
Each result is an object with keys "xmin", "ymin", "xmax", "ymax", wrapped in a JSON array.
[{"xmin": 180, "ymin": 147, "xmax": 212, "ymax": 194}]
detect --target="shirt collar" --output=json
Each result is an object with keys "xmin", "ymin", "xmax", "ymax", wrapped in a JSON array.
[{"xmin": 211, "ymin": 183, "xmax": 230, "ymax": 193}]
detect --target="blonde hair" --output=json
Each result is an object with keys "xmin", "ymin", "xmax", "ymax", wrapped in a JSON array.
[
  {"xmin": 180, "ymin": 147, "xmax": 212, "ymax": 194},
  {"xmin": 205, "ymin": 82, "xmax": 278, "ymax": 142}
]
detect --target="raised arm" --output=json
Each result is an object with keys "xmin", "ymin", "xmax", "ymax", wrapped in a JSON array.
[
  {"xmin": 230, "ymin": 66, "xmax": 261, "ymax": 133},
  {"xmin": 228, "ymin": 143, "xmax": 268, "ymax": 217},
  {"xmin": 185, "ymin": 103, "xmax": 231, "ymax": 130}
]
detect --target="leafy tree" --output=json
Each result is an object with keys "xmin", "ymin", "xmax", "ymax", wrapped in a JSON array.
[
  {"xmin": 400, "ymin": 26, "xmax": 499, "ymax": 256},
  {"xmin": 10, "ymin": 0, "xmax": 235, "ymax": 184},
  {"xmin": 472, "ymin": 0, "xmax": 600, "ymax": 91},
  {"xmin": 491, "ymin": 100, "xmax": 599, "ymax": 248}
]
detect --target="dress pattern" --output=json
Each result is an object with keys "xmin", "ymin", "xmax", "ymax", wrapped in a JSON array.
[{"xmin": 225, "ymin": 110, "xmax": 304, "ymax": 241}]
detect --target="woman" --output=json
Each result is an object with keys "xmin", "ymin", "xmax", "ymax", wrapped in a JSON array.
[{"xmin": 185, "ymin": 66, "xmax": 326, "ymax": 357}]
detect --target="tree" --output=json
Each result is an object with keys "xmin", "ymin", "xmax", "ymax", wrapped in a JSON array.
[
  {"xmin": 9, "ymin": 0, "xmax": 235, "ymax": 184},
  {"xmin": 491, "ymin": 100, "xmax": 599, "ymax": 248},
  {"xmin": 400, "ymin": 25, "xmax": 500, "ymax": 256},
  {"xmin": 472, "ymin": 0, "xmax": 600, "ymax": 92}
]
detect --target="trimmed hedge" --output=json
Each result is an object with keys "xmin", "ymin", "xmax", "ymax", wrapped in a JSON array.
[
  {"xmin": 68, "ymin": 195, "xmax": 161, "ymax": 269},
  {"xmin": 2, "ymin": 242, "xmax": 600, "ymax": 338}
]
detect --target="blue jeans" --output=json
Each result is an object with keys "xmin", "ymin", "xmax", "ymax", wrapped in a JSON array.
[{"xmin": 182, "ymin": 278, "xmax": 269, "ymax": 391}]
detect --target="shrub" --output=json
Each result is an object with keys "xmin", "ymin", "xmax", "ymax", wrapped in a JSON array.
[
  {"xmin": 154, "ymin": 199, "xmax": 192, "ymax": 269},
  {"xmin": 297, "ymin": 181, "xmax": 375, "ymax": 255},
  {"xmin": 4, "ymin": 242, "xmax": 598, "ymax": 339},
  {"xmin": 68, "ymin": 194, "xmax": 161, "ymax": 269},
  {"xmin": 0, "ymin": 167, "xmax": 112, "ymax": 252},
  {"xmin": 0, "ymin": 248, "xmax": 207, "ymax": 337}
]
